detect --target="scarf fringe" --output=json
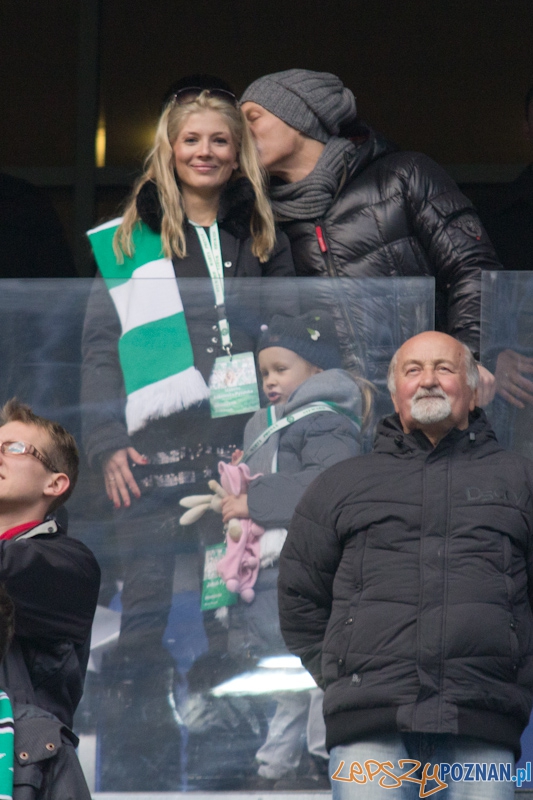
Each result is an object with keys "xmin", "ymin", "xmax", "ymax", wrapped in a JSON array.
[{"xmin": 126, "ymin": 367, "xmax": 210, "ymax": 434}]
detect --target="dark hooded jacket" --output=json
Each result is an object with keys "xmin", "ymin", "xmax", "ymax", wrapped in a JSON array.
[
  {"xmin": 0, "ymin": 520, "xmax": 100, "ymax": 728},
  {"xmin": 278, "ymin": 410, "xmax": 533, "ymax": 757},
  {"xmin": 278, "ymin": 128, "xmax": 502, "ymax": 367}
]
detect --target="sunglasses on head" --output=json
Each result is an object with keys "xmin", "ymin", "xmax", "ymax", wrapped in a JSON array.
[{"xmin": 171, "ymin": 87, "xmax": 237, "ymax": 106}]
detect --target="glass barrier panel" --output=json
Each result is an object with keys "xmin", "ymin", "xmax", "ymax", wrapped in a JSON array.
[
  {"xmin": 0, "ymin": 276, "xmax": 434, "ymax": 794},
  {"xmin": 481, "ymin": 269, "xmax": 533, "ymax": 788},
  {"xmin": 482, "ymin": 271, "xmax": 533, "ymax": 455}
]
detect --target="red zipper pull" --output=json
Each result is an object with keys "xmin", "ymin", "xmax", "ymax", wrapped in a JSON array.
[{"xmin": 315, "ymin": 225, "xmax": 327, "ymax": 253}]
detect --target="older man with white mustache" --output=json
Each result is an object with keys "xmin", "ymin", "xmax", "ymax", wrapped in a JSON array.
[
  {"xmin": 386, "ymin": 331, "xmax": 479, "ymax": 446},
  {"xmin": 278, "ymin": 330, "xmax": 533, "ymax": 799}
]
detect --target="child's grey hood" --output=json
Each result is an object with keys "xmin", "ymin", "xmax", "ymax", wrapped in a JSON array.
[
  {"xmin": 283, "ymin": 368, "xmax": 361, "ymax": 418},
  {"xmin": 243, "ymin": 368, "xmax": 361, "ymax": 476}
]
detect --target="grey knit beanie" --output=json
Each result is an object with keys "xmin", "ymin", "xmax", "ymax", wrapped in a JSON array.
[{"xmin": 240, "ymin": 69, "xmax": 357, "ymax": 143}]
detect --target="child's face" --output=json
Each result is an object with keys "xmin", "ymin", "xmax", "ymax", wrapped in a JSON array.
[{"xmin": 258, "ymin": 347, "xmax": 321, "ymax": 405}]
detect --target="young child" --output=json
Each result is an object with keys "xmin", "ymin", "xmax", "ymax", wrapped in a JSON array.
[
  {"xmin": 219, "ymin": 310, "xmax": 370, "ymax": 789},
  {"xmin": 221, "ymin": 309, "xmax": 366, "ymax": 535}
]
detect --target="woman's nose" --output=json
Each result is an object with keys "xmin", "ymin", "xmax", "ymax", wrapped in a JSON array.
[{"xmin": 197, "ymin": 138, "xmax": 212, "ymax": 156}]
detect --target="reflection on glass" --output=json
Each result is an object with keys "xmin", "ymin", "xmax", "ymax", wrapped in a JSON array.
[
  {"xmin": 481, "ymin": 270, "xmax": 533, "ymax": 790},
  {"xmin": 0, "ymin": 277, "xmax": 434, "ymax": 793},
  {"xmin": 212, "ymin": 656, "xmax": 316, "ymax": 696},
  {"xmin": 482, "ymin": 271, "xmax": 533, "ymax": 456}
]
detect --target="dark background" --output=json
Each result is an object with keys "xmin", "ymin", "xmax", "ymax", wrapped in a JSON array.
[{"xmin": 2, "ymin": 0, "xmax": 533, "ymax": 272}]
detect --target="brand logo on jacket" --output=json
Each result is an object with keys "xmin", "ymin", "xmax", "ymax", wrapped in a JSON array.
[{"xmin": 465, "ymin": 486, "xmax": 527, "ymax": 505}]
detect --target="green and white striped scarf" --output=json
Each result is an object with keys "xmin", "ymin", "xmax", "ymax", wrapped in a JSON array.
[
  {"xmin": 0, "ymin": 692, "xmax": 13, "ymax": 800},
  {"xmin": 88, "ymin": 218, "xmax": 210, "ymax": 434}
]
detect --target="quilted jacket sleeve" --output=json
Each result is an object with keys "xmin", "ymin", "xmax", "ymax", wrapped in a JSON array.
[{"xmin": 403, "ymin": 153, "xmax": 502, "ymax": 358}]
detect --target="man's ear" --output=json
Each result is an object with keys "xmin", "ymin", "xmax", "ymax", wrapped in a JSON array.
[
  {"xmin": 392, "ymin": 393, "xmax": 399, "ymax": 413},
  {"xmin": 43, "ymin": 473, "xmax": 70, "ymax": 501}
]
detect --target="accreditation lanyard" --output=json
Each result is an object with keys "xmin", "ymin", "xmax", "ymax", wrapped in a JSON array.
[
  {"xmin": 242, "ymin": 402, "xmax": 338, "ymax": 462},
  {"xmin": 190, "ymin": 221, "xmax": 232, "ymax": 354}
]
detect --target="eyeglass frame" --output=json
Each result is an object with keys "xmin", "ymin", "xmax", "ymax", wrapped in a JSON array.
[
  {"xmin": 0, "ymin": 441, "xmax": 59, "ymax": 474},
  {"xmin": 170, "ymin": 87, "xmax": 238, "ymax": 107}
]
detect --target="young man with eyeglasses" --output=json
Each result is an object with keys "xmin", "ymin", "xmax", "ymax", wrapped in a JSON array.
[{"xmin": 0, "ymin": 399, "xmax": 100, "ymax": 797}]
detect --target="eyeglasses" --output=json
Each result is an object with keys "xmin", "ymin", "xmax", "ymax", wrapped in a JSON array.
[
  {"xmin": 171, "ymin": 87, "xmax": 237, "ymax": 107},
  {"xmin": 0, "ymin": 441, "xmax": 59, "ymax": 473}
]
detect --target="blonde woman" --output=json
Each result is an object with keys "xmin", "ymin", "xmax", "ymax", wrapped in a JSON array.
[{"xmin": 81, "ymin": 77, "xmax": 295, "ymax": 790}]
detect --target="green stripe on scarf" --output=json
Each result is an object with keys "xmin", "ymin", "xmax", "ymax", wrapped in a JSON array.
[
  {"xmin": 0, "ymin": 692, "xmax": 13, "ymax": 800},
  {"xmin": 120, "ymin": 312, "xmax": 195, "ymax": 395},
  {"xmin": 89, "ymin": 217, "xmax": 165, "ymax": 284},
  {"xmin": 87, "ymin": 217, "xmax": 210, "ymax": 434}
]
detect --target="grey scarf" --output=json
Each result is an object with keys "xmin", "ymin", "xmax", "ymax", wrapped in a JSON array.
[{"xmin": 270, "ymin": 137, "xmax": 356, "ymax": 221}]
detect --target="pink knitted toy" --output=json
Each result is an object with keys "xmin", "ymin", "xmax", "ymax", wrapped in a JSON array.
[{"xmin": 216, "ymin": 461, "xmax": 264, "ymax": 603}]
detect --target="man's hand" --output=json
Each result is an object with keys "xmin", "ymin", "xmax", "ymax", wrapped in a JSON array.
[
  {"xmin": 476, "ymin": 364, "xmax": 496, "ymax": 407},
  {"xmin": 221, "ymin": 494, "xmax": 249, "ymax": 523},
  {"xmin": 103, "ymin": 447, "xmax": 148, "ymax": 508},
  {"xmin": 494, "ymin": 349, "xmax": 533, "ymax": 409}
]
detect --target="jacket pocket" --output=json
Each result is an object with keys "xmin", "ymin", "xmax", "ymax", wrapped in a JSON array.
[
  {"xmin": 336, "ymin": 533, "xmax": 367, "ymax": 677},
  {"xmin": 13, "ymin": 704, "xmax": 91, "ymax": 800}
]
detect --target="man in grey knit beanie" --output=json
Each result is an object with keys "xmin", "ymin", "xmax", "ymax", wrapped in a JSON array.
[
  {"xmin": 241, "ymin": 69, "xmax": 357, "ymax": 145},
  {"xmin": 241, "ymin": 69, "xmax": 357, "ymax": 186},
  {"xmin": 241, "ymin": 68, "xmax": 499, "ymax": 406}
]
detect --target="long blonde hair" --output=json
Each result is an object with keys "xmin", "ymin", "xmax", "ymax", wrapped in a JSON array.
[{"xmin": 114, "ymin": 92, "xmax": 276, "ymax": 263}]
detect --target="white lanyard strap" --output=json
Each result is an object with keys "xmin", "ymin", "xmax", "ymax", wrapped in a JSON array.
[
  {"xmin": 242, "ymin": 402, "xmax": 338, "ymax": 462},
  {"xmin": 191, "ymin": 221, "xmax": 232, "ymax": 353}
]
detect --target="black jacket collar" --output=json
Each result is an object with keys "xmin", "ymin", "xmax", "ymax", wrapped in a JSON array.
[
  {"xmin": 374, "ymin": 408, "xmax": 499, "ymax": 455},
  {"xmin": 136, "ymin": 177, "xmax": 256, "ymax": 241}
]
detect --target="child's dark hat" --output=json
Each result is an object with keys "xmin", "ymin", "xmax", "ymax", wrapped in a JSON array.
[{"xmin": 258, "ymin": 310, "xmax": 341, "ymax": 370}]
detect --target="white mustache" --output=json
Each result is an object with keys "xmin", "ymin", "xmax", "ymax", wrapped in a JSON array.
[{"xmin": 412, "ymin": 388, "xmax": 448, "ymax": 402}]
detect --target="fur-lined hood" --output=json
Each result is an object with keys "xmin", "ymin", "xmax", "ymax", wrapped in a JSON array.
[{"xmin": 136, "ymin": 176, "xmax": 257, "ymax": 241}]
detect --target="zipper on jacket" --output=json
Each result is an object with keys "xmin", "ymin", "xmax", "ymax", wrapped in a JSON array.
[
  {"xmin": 315, "ymin": 225, "xmax": 328, "ymax": 255},
  {"xmin": 314, "ymin": 220, "xmax": 366, "ymax": 370},
  {"xmin": 314, "ymin": 223, "xmax": 337, "ymax": 278}
]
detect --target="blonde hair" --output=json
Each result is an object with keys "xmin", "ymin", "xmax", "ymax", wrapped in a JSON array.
[
  {"xmin": 114, "ymin": 92, "xmax": 276, "ymax": 263},
  {"xmin": 348, "ymin": 372, "xmax": 375, "ymax": 431}
]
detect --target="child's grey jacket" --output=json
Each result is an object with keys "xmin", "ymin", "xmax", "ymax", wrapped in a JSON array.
[{"xmin": 245, "ymin": 368, "xmax": 362, "ymax": 528}]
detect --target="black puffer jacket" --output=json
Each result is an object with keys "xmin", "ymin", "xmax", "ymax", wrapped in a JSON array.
[
  {"xmin": 278, "ymin": 410, "xmax": 533, "ymax": 757},
  {"xmin": 279, "ymin": 129, "xmax": 502, "ymax": 365}
]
